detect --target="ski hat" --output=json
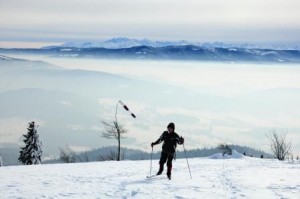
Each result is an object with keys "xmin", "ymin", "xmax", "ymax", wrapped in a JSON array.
[{"xmin": 167, "ymin": 122, "xmax": 175, "ymax": 130}]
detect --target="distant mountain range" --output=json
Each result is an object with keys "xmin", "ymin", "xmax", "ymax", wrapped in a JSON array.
[
  {"xmin": 1, "ymin": 44, "xmax": 300, "ymax": 63},
  {"xmin": 43, "ymin": 37, "xmax": 192, "ymax": 49},
  {"xmin": 42, "ymin": 37, "xmax": 300, "ymax": 51}
]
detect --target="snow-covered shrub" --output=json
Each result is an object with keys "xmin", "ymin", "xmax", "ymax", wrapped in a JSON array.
[
  {"xmin": 218, "ymin": 144, "xmax": 232, "ymax": 156},
  {"xmin": 59, "ymin": 146, "xmax": 76, "ymax": 163}
]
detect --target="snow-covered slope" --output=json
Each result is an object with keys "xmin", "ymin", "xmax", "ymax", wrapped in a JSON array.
[
  {"xmin": 208, "ymin": 150, "xmax": 245, "ymax": 159},
  {"xmin": 0, "ymin": 158, "xmax": 299, "ymax": 198}
]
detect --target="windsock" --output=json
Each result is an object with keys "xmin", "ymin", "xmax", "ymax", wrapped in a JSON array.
[{"xmin": 119, "ymin": 100, "xmax": 136, "ymax": 118}]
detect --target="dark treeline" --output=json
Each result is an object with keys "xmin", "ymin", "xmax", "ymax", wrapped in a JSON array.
[
  {"xmin": 0, "ymin": 144, "xmax": 272, "ymax": 166},
  {"xmin": 46, "ymin": 145, "xmax": 272, "ymax": 164}
]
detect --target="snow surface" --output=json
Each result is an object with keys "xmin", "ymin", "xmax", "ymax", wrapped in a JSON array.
[
  {"xmin": 208, "ymin": 150, "xmax": 244, "ymax": 159},
  {"xmin": 0, "ymin": 157, "xmax": 299, "ymax": 198}
]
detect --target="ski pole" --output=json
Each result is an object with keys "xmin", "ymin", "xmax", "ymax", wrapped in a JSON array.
[
  {"xmin": 150, "ymin": 146, "xmax": 153, "ymax": 176},
  {"xmin": 183, "ymin": 143, "xmax": 192, "ymax": 179}
]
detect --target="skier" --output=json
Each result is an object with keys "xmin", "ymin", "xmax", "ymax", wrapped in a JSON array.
[{"xmin": 151, "ymin": 122, "xmax": 184, "ymax": 179}]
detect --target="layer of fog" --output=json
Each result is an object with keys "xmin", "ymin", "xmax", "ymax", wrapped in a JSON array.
[
  {"xmin": 5, "ymin": 54, "xmax": 300, "ymax": 96},
  {"xmin": 1, "ymin": 54, "xmax": 300, "ymax": 156}
]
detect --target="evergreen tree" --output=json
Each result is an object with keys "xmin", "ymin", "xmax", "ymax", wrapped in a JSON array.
[{"xmin": 18, "ymin": 121, "xmax": 42, "ymax": 165}]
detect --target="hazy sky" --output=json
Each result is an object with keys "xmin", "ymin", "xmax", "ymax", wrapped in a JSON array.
[{"xmin": 1, "ymin": 0, "xmax": 300, "ymax": 47}]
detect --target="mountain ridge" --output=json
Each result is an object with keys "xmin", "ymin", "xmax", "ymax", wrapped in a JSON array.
[
  {"xmin": 42, "ymin": 37, "xmax": 300, "ymax": 50},
  {"xmin": 1, "ymin": 45, "xmax": 300, "ymax": 63}
]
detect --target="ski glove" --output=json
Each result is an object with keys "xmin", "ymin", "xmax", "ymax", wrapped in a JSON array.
[
  {"xmin": 179, "ymin": 137, "xmax": 184, "ymax": 144},
  {"xmin": 151, "ymin": 142, "xmax": 155, "ymax": 147}
]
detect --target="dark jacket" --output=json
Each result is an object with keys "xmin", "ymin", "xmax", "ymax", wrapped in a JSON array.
[{"xmin": 153, "ymin": 131, "xmax": 183, "ymax": 154}]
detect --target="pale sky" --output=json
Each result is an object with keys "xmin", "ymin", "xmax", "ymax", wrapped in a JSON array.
[{"xmin": 0, "ymin": 0, "xmax": 300, "ymax": 47}]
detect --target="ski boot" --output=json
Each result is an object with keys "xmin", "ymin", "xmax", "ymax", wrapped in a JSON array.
[
  {"xmin": 156, "ymin": 164, "xmax": 164, "ymax": 175},
  {"xmin": 167, "ymin": 166, "xmax": 172, "ymax": 180}
]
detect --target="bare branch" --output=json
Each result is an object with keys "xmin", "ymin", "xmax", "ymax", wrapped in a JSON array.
[
  {"xmin": 59, "ymin": 145, "xmax": 76, "ymax": 163},
  {"xmin": 267, "ymin": 129, "xmax": 291, "ymax": 161},
  {"xmin": 100, "ymin": 118, "xmax": 128, "ymax": 161},
  {"xmin": 98, "ymin": 150, "xmax": 118, "ymax": 161}
]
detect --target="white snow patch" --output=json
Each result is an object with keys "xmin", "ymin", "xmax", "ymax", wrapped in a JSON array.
[
  {"xmin": 135, "ymin": 51, "xmax": 147, "ymax": 55},
  {"xmin": 59, "ymin": 49, "xmax": 73, "ymax": 52},
  {"xmin": 208, "ymin": 150, "xmax": 244, "ymax": 159},
  {"xmin": 246, "ymin": 49, "xmax": 261, "ymax": 54},
  {"xmin": 0, "ymin": 55, "xmax": 12, "ymax": 60},
  {"xmin": 58, "ymin": 54, "xmax": 79, "ymax": 57},
  {"xmin": 261, "ymin": 51, "xmax": 279, "ymax": 56}
]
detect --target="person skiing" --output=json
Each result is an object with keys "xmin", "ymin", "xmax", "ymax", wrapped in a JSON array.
[{"xmin": 151, "ymin": 122, "xmax": 184, "ymax": 179}]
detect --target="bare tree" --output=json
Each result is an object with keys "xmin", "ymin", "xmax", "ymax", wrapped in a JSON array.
[
  {"xmin": 83, "ymin": 152, "xmax": 90, "ymax": 162},
  {"xmin": 122, "ymin": 149, "xmax": 125, "ymax": 160},
  {"xmin": 59, "ymin": 146, "xmax": 76, "ymax": 163},
  {"xmin": 77, "ymin": 152, "xmax": 90, "ymax": 162},
  {"xmin": 267, "ymin": 129, "xmax": 291, "ymax": 161},
  {"xmin": 101, "ymin": 102, "xmax": 128, "ymax": 161},
  {"xmin": 101, "ymin": 120, "xmax": 127, "ymax": 161}
]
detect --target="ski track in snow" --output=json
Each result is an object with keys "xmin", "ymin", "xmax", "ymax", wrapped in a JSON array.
[{"xmin": 0, "ymin": 158, "xmax": 299, "ymax": 199}]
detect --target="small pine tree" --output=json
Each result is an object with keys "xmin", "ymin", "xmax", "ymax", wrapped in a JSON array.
[{"xmin": 18, "ymin": 121, "xmax": 42, "ymax": 165}]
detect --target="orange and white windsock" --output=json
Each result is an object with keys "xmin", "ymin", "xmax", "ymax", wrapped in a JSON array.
[{"xmin": 119, "ymin": 100, "xmax": 136, "ymax": 119}]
